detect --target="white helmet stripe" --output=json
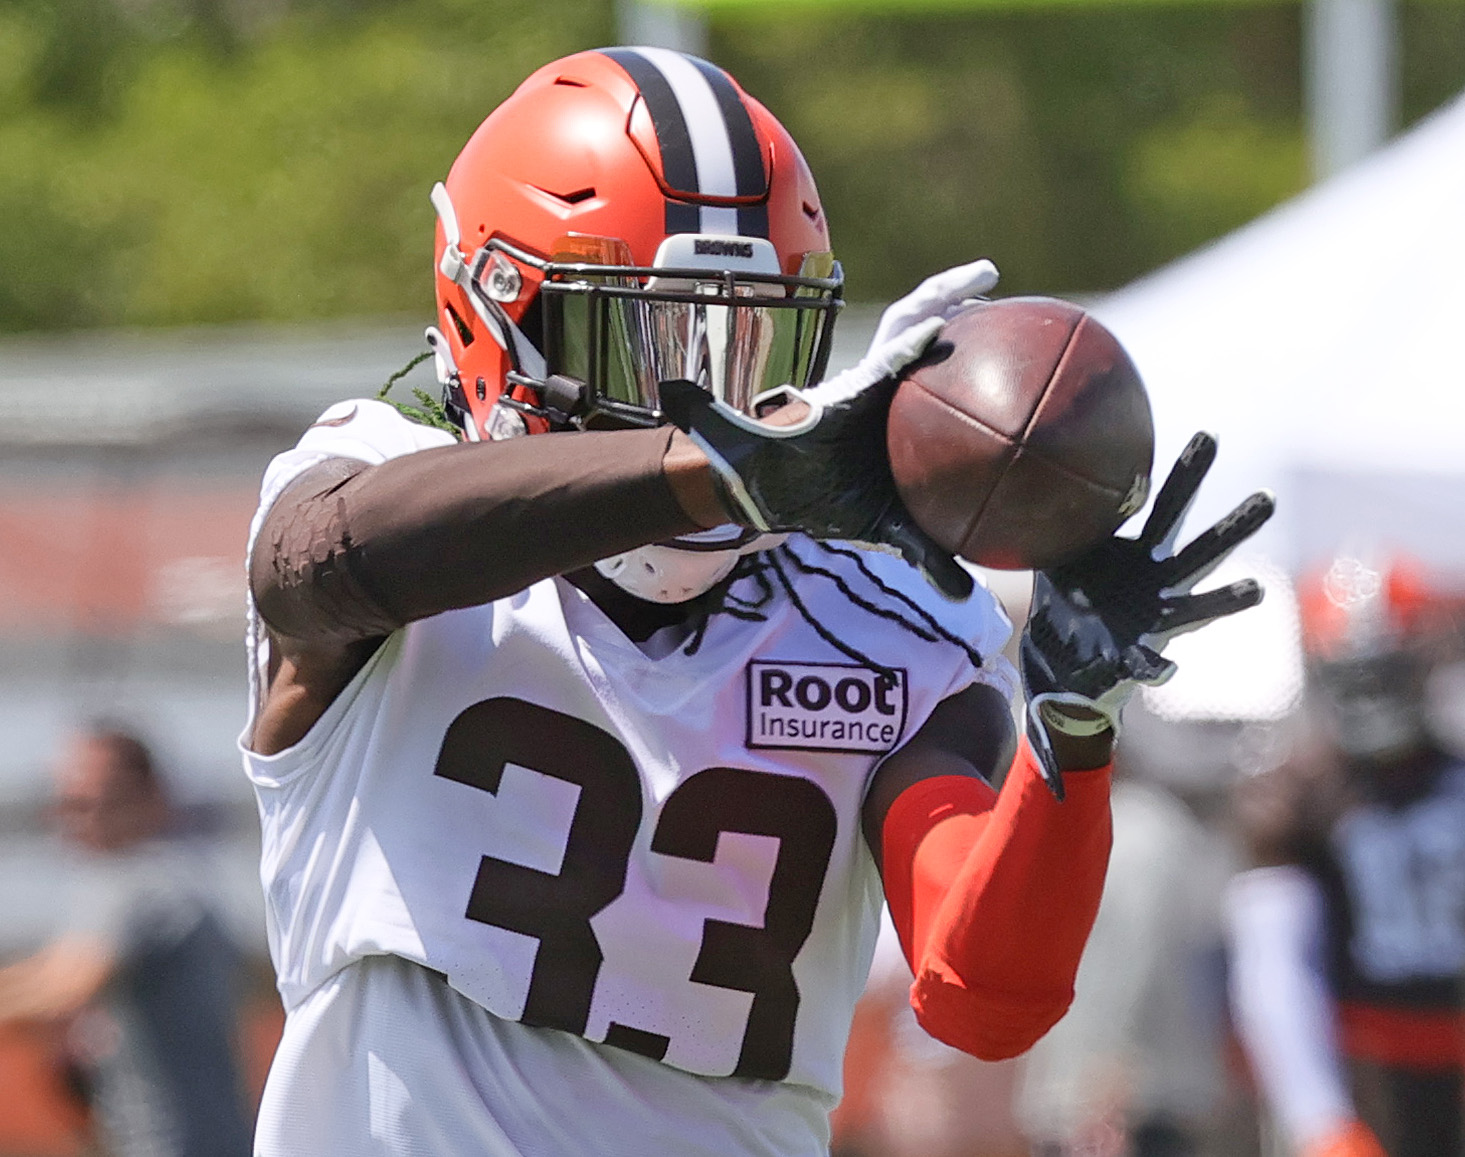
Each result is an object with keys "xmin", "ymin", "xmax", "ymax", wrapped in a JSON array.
[
  {"xmin": 634, "ymin": 47, "xmax": 740, "ymax": 201},
  {"xmin": 700, "ymin": 204, "xmax": 741, "ymax": 235}
]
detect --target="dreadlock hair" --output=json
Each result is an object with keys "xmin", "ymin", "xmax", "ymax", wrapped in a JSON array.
[
  {"xmin": 377, "ymin": 349, "xmax": 461, "ymax": 437},
  {"xmin": 680, "ymin": 553, "xmax": 780, "ymax": 657},
  {"xmin": 795, "ymin": 542, "xmax": 989, "ymax": 670}
]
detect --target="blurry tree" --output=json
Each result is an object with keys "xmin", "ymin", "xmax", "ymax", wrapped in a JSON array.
[
  {"xmin": 0, "ymin": 0, "xmax": 612, "ymax": 331},
  {"xmin": 714, "ymin": 8, "xmax": 1310, "ymax": 297},
  {"xmin": 0, "ymin": 0, "xmax": 1462, "ymax": 330}
]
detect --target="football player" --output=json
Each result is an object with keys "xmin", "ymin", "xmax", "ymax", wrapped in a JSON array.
[
  {"xmin": 243, "ymin": 47, "xmax": 1270, "ymax": 1156},
  {"xmin": 1228, "ymin": 556, "xmax": 1465, "ymax": 1157}
]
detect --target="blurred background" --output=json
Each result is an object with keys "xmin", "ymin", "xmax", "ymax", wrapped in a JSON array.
[{"xmin": 1, "ymin": 0, "xmax": 1463, "ymax": 1154}]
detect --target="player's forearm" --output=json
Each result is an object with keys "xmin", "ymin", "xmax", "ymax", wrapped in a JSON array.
[
  {"xmin": 882, "ymin": 737, "xmax": 1112, "ymax": 1060},
  {"xmin": 253, "ymin": 427, "xmax": 721, "ymax": 643}
]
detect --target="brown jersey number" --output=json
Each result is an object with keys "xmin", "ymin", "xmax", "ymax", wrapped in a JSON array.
[{"xmin": 434, "ymin": 696, "xmax": 837, "ymax": 1081}]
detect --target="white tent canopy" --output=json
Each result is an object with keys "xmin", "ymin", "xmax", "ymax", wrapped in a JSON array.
[
  {"xmin": 1089, "ymin": 90, "xmax": 1465, "ymax": 721},
  {"xmin": 1094, "ymin": 88, "xmax": 1465, "ymax": 577}
]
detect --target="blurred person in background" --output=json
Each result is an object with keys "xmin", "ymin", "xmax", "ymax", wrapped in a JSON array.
[
  {"xmin": 1016, "ymin": 725, "xmax": 1236, "ymax": 1157},
  {"xmin": 1226, "ymin": 556, "xmax": 1465, "ymax": 1157},
  {"xmin": 0, "ymin": 725, "xmax": 253, "ymax": 1157}
]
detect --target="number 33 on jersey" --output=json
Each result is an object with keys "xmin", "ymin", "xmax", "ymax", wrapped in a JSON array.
[{"xmin": 246, "ymin": 521, "xmax": 1014, "ymax": 1102}]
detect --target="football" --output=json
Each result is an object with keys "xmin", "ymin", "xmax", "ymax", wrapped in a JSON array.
[{"xmin": 886, "ymin": 297, "xmax": 1154, "ymax": 571}]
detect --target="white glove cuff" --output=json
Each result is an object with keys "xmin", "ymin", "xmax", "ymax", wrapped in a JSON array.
[{"xmin": 1031, "ymin": 691, "xmax": 1122, "ymax": 737}]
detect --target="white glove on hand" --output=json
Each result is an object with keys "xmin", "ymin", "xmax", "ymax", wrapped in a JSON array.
[
  {"xmin": 868, "ymin": 257, "xmax": 1001, "ymax": 349},
  {"xmin": 801, "ymin": 258, "xmax": 1002, "ymax": 409}
]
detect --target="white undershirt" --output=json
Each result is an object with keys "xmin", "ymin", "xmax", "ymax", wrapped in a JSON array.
[{"xmin": 255, "ymin": 955, "xmax": 833, "ymax": 1157}]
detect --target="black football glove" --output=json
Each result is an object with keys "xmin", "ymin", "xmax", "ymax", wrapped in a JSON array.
[
  {"xmin": 1021, "ymin": 432, "xmax": 1275, "ymax": 798},
  {"xmin": 659, "ymin": 261, "xmax": 1004, "ymax": 603},
  {"xmin": 660, "ymin": 334, "xmax": 971, "ymax": 600}
]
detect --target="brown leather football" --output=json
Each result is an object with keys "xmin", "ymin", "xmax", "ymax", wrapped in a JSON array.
[{"xmin": 886, "ymin": 297, "xmax": 1154, "ymax": 571}]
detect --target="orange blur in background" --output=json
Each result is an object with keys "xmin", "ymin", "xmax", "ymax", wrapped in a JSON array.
[{"xmin": 0, "ymin": 997, "xmax": 282, "ymax": 1156}]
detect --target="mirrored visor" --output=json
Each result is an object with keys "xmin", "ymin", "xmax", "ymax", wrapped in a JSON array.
[
  {"xmin": 543, "ymin": 286, "xmax": 836, "ymax": 422},
  {"xmin": 505, "ymin": 237, "xmax": 841, "ymax": 426}
]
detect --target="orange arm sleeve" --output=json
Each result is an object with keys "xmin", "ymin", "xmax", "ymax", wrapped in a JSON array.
[
  {"xmin": 880, "ymin": 736, "xmax": 1112, "ymax": 1060},
  {"xmin": 1302, "ymin": 1120, "xmax": 1388, "ymax": 1157}
]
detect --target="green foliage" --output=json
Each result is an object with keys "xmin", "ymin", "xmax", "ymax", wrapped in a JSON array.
[
  {"xmin": 0, "ymin": 0, "xmax": 1462, "ymax": 330},
  {"xmin": 1401, "ymin": 2, "xmax": 1465, "ymax": 124},
  {"xmin": 1130, "ymin": 93, "xmax": 1306, "ymax": 258},
  {"xmin": 0, "ymin": 0, "xmax": 613, "ymax": 331},
  {"xmin": 713, "ymin": 6, "xmax": 1314, "ymax": 297}
]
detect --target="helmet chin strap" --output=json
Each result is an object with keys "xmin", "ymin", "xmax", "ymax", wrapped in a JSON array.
[
  {"xmin": 424, "ymin": 326, "xmax": 482, "ymax": 442},
  {"xmin": 595, "ymin": 533, "xmax": 785, "ymax": 605}
]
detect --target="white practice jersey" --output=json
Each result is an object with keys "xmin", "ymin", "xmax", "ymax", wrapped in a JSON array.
[{"xmin": 242, "ymin": 400, "xmax": 1016, "ymax": 1151}]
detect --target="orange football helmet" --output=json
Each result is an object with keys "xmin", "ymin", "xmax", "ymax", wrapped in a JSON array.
[
  {"xmin": 1298, "ymin": 554, "xmax": 1434, "ymax": 663},
  {"xmin": 429, "ymin": 47, "xmax": 842, "ymax": 442},
  {"xmin": 1298, "ymin": 554, "xmax": 1440, "ymax": 760}
]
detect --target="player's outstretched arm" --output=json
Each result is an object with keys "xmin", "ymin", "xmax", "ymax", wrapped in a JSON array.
[
  {"xmin": 863, "ymin": 686, "xmax": 1115, "ymax": 1061},
  {"xmin": 862, "ymin": 435, "xmax": 1272, "ymax": 1059},
  {"xmin": 249, "ymin": 423, "xmax": 729, "ymax": 753},
  {"xmin": 251, "ymin": 426, "xmax": 724, "ymax": 645}
]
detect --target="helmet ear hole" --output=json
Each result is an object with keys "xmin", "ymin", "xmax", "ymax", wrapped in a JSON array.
[
  {"xmin": 445, "ymin": 304, "xmax": 474, "ymax": 347},
  {"xmin": 518, "ymin": 293, "xmax": 544, "ymax": 352}
]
